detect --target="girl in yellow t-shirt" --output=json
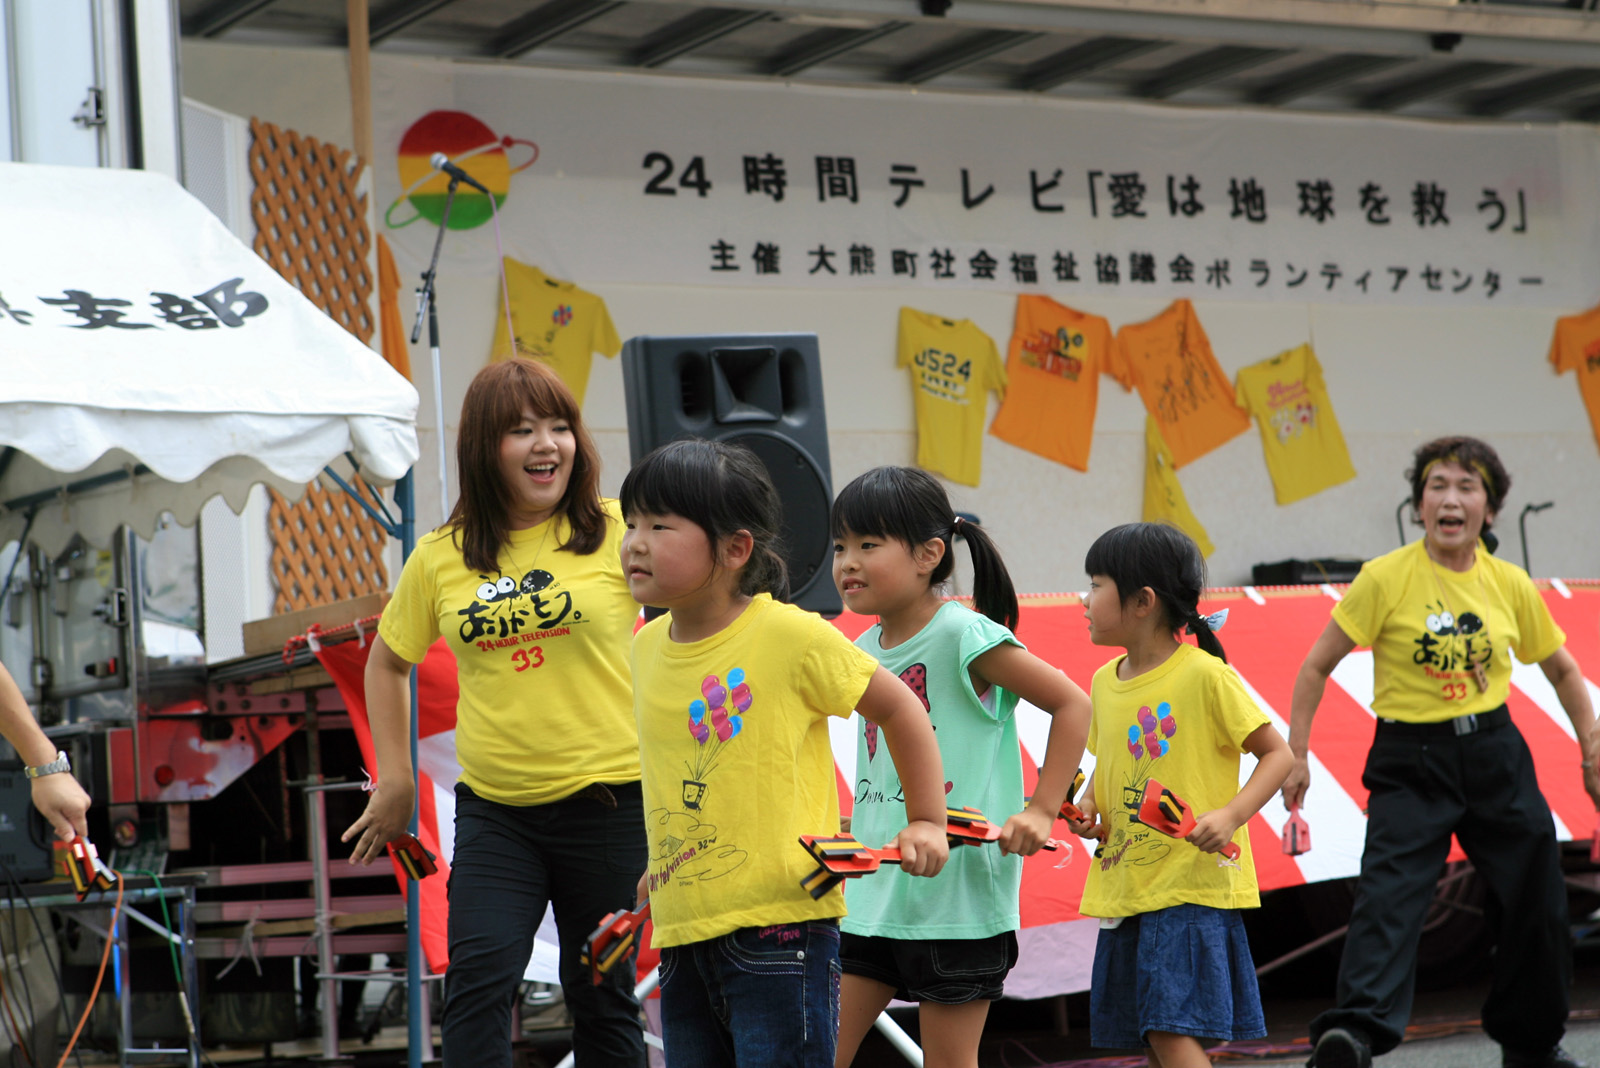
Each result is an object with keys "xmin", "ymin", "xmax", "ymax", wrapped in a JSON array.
[
  {"xmin": 620, "ymin": 438, "xmax": 949, "ymax": 1068},
  {"xmin": 1070, "ymin": 523, "xmax": 1291, "ymax": 1068}
]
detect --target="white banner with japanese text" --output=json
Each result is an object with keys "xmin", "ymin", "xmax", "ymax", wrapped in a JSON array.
[{"xmin": 373, "ymin": 61, "xmax": 1600, "ymax": 306}]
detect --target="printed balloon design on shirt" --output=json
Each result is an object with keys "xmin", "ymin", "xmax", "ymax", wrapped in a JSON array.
[
  {"xmin": 680, "ymin": 668, "xmax": 754, "ymax": 807},
  {"xmin": 1125, "ymin": 702, "xmax": 1177, "ymax": 766},
  {"xmin": 1097, "ymin": 700, "xmax": 1184, "ymax": 873}
]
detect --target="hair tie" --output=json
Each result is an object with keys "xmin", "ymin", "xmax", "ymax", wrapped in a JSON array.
[
  {"xmin": 1186, "ymin": 608, "xmax": 1228, "ymax": 634},
  {"xmin": 951, "ymin": 516, "xmax": 965, "ymax": 534}
]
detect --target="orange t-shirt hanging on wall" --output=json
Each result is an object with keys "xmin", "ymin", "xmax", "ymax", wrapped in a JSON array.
[
  {"xmin": 1547, "ymin": 303, "xmax": 1600, "ymax": 453},
  {"xmin": 1112, "ymin": 299, "xmax": 1250, "ymax": 469},
  {"xmin": 988, "ymin": 295, "xmax": 1131, "ymax": 472}
]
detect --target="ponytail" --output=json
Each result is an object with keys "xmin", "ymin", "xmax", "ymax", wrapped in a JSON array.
[
  {"xmin": 952, "ymin": 516, "xmax": 1019, "ymax": 634},
  {"xmin": 746, "ymin": 544, "xmax": 791, "ymax": 600},
  {"xmin": 1184, "ymin": 609, "xmax": 1228, "ymax": 664}
]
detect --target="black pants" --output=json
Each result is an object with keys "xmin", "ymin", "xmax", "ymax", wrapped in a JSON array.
[
  {"xmin": 444, "ymin": 781, "xmax": 649, "ymax": 1068},
  {"xmin": 1310, "ymin": 715, "xmax": 1571, "ymax": 1056}
]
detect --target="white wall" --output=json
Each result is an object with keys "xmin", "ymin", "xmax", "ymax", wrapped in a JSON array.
[{"xmin": 180, "ymin": 40, "xmax": 1600, "ymax": 589}]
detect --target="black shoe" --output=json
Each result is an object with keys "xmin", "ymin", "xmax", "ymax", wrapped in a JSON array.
[
  {"xmin": 1310, "ymin": 1028, "xmax": 1372, "ymax": 1068},
  {"xmin": 1503, "ymin": 1046, "xmax": 1590, "ymax": 1068}
]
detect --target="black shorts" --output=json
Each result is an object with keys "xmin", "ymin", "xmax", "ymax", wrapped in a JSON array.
[{"xmin": 838, "ymin": 930, "xmax": 1019, "ymax": 1004}]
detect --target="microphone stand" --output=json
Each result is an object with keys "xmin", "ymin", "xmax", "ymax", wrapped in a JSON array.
[
  {"xmin": 412, "ymin": 174, "xmax": 460, "ymax": 527},
  {"xmin": 405, "ymin": 173, "xmax": 458, "ymax": 1068}
]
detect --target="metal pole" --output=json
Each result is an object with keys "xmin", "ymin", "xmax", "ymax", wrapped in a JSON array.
[
  {"xmin": 396, "ymin": 472, "xmax": 427, "ymax": 1068},
  {"xmin": 117, "ymin": 905, "xmax": 130, "ymax": 1068},
  {"xmin": 428, "ymin": 300, "xmax": 448, "ymax": 525},
  {"xmin": 307, "ymin": 786, "xmax": 340, "ymax": 1062},
  {"xmin": 182, "ymin": 885, "xmax": 200, "ymax": 1068},
  {"xmin": 411, "ymin": 180, "xmax": 459, "ymax": 529}
]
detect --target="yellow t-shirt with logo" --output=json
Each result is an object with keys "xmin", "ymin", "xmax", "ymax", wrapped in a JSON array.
[
  {"xmin": 378, "ymin": 499, "xmax": 640, "ymax": 805},
  {"xmin": 489, "ymin": 257, "xmax": 622, "ymax": 407},
  {"xmin": 1142, "ymin": 416, "xmax": 1215, "ymax": 558},
  {"xmin": 632, "ymin": 594, "xmax": 878, "ymax": 948},
  {"xmin": 1079, "ymin": 644, "xmax": 1268, "ymax": 918},
  {"xmin": 1331, "ymin": 540, "xmax": 1565, "ymax": 723},
  {"xmin": 897, "ymin": 307, "xmax": 1007, "ymax": 487},
  {"xmin": 1233, "ymin": 345, "xmax": 1357, "ymax": 506}
]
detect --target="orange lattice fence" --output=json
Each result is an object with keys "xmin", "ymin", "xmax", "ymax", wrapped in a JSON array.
[{"xmin": 248, "ymin": 117, "xmax": 388, "ymax": 612}]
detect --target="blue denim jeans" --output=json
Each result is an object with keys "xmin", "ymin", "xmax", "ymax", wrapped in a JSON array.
[
  {"xmin": 444, "ymin": 782, "xmax": 648, "ymax": 1068},
  {"xmin": 659, "ymin": 920, "xmax": 841, "ymax": 1068}
]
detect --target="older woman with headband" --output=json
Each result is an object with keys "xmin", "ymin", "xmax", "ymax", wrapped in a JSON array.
[{"xmin": 1285, "ymin": 436, "xmax": 1599, "ymax": 1068}]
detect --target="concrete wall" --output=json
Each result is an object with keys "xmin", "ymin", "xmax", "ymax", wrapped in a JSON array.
[{"xmin": 180, "ymin": 40, "xmax": 1600, "ymax": 589}]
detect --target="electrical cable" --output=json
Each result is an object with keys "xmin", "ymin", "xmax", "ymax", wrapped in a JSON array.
[
  {"xmin": 52, "ymin": 873, "xmax": 122, "ymax": 1068},
  {"xmin": 0, "ymin": 896, "xmax": 34, "ymax": 1068},
  {"xmin": 0, "ymin": 971, "xmax": 33, "ymax": 1068},
  {"xmin": 0, "ymin": 971, "xmax": 25, "ymax": 1068},
  {"xmin": 118, "ymin": 870, "xmax": 218, "ymax": 1068},
  {"xmin": 1, "ymin": 874, "xmax": 37, "ymax": 1062},
  {"xmin": 0, "ymin": 864, "xmax": 81, "ymax": 1068}
]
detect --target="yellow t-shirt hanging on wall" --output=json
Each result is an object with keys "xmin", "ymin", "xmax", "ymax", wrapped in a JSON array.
[
  {"xmin": 897, "ymin": 307, "xmax": 1007, "ymax": 487},
  {"xmin": 1233, "ymin": 345, "xmax": 1357, "ymax": 506},
  {"xmin": 1142, "ymin": 417, "xmax": 1214, "ymax": 558},
  {"xmin": 1547, "ymin": 303, "xmax": 1600, "ymax": 454},
  {"xmin": 489, "ymin": 257, "xmax": 622, "ymax": 407}
]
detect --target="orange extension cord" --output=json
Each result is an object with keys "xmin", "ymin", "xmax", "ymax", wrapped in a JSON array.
[{"xmin": 54, "ymin": 873, "xmax": 124, "ymax": 1068}]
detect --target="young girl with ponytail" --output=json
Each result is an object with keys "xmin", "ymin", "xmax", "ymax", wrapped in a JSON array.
[
  {"xmin": 830, "ymin": 466, "xmax": 1092, "ymax": 1068},
  {"xmin": 1071, "ymin": 523, "xmax": 1291, "ymax": 1068}
]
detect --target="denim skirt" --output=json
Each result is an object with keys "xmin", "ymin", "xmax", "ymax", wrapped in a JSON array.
[{"xmin": 1089, "ymin": 903, "xmax": 1267, "ymax": 1048}]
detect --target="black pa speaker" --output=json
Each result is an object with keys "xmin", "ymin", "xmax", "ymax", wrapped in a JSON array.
[
  {"xmin": 1250, "ymin": 557, "xmax": 1365, "ymax": 586},
  {"xmin": 621, "ymin": 334, "xmax": 841, "ymax": 617}
]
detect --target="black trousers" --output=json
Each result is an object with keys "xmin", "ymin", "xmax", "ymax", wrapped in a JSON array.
[
  {"xmin": 1310, "ymin": 715, "xmax": 1571, "ymax": 1056},
  {"xmin": 443, "ymin": 781, "xmax": 649, "ymax": 1068}
]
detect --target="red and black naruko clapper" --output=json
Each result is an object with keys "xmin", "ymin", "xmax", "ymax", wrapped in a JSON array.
[
  {"xmin": 1133, "ymin": 778, "xmax": 1241, "ymax": 861},
  {"xmin": 387, "ymin": 833, "xmax": 438, "ymax": 880},
  {"xmin": 1057, "ymin": 767, "xmax": 1107, "ymax": 842},
  {"xmin": 65, "ymin": 836, "xmax": 118, "ymax": 901},
  {"xmin": 798, "ymin": 806, "xmax": 1055, "ymax": 900},
  {"xmin": 1282, "ymin": 803, "xmax": 1312, "ymax": 856},
  {"xmin": 579, "ymin": 901, "xmax": 651, "ymax": 985}
]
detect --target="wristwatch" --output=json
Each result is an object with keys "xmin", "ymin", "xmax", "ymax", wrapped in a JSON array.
[{"xmin": 24, "ymin": 751, "xmax": 70, "ymax": 779}]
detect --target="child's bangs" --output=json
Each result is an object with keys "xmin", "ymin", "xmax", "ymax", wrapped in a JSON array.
[
  {"xmin": 619, "ymin": 441, "xmax": 716, "ymax": 521},
  {"xmin": 829, "ymin": 469, "xmax": 920, "ymax": 546}
]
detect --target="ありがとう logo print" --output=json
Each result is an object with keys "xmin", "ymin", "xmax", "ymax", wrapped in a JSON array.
[{"xmin": 455, "ymin": 567, "xmax": 584, "ymax": 648}]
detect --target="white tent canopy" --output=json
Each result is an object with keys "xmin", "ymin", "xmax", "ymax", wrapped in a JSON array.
[{"xmin": 0, "ymin": 162, "xmax": 418, "ymax": 552}]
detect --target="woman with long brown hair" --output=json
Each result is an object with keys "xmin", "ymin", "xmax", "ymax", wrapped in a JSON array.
[{"xmin": 344, "ymin": 358, "xmax": 646, "ymax": 1066}]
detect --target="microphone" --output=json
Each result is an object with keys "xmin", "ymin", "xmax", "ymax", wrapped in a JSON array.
[{"xmin": 430, "ymin": 152, "xmax": 490, "ymax": 194}]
